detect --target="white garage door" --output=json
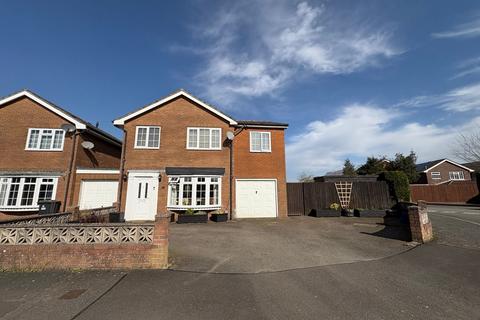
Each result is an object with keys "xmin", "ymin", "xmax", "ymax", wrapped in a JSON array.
[
  {"xmin": 235, "ymin": 180, "xmax": 277, "ymax": 218},
  {"xmin": 79, "ymin": 180, "xmax": 118, "ymax": 210}
]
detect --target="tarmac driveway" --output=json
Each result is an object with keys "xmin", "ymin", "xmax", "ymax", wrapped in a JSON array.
[{"xmin": 169, "ymin": 216, "xmax": 412, "ymax": 273}]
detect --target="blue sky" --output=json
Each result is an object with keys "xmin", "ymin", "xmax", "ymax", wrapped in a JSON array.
[{"xmin": 1, "ymin": 0, "xmax": 480, "ymax": 180}]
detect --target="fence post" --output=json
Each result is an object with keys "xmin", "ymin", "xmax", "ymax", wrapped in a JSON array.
[{"xmin": 408, "ymin": 201, "xmax": 433, "ymax": 243}]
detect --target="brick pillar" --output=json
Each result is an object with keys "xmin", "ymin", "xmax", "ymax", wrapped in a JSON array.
[
  {"xmin": 153, "ymin": 213, "xmax": 170, "ymax": 246},
  {"xmin": 408, "ymin": 201, "xmax": 433, "ymax": 243}
]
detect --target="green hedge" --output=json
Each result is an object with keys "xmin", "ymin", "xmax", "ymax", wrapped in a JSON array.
[{"xmin": 379, "ymin": 171, "xmax": 410, "ymax": 202}]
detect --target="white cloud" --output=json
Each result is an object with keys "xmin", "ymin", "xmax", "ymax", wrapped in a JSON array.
[
  {"xmin": 395, "ymin": 82, "xmax": 480, "ymax": 112},
  {"xmin": 432, "ymin": 16, "xmax": 480, "ymax": 39},
  {"xmin": 190, "ymin": 1, "xmax": 401, "ymax": 106},
  {"xmin": 286, "ymin": 104, "xmax": 480, "ymax": 180},
  {"xmin": 451, "ymin": 56, "xmax": 480, "ymax": 79}
]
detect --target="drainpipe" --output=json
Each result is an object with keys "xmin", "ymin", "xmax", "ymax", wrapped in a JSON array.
[
  {"xmin": 63, "ymin": 130, "xmax": 80, "ymax": 212},
  {"xmin": 229, "ymin": 125, "xmax": 246, "ymax": 220},
  {"xmin": 116, "ymin": 128, "xmax": 127, "ymax": 212}
]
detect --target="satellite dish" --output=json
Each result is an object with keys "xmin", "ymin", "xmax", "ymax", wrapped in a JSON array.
[
  {"xmin": 61, "ymin": 123, "xmax": 76, "ymax": 133},
  {"xmin": 226, "ymin": 131, "xmax": 235, "ymax": 140},
  {"xmin": 81, "ymin": 141, "xmax": 95, "ymax": 150}
]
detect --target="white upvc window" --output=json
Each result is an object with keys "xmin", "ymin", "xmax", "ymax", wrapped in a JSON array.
[
  {"xmin": 449, "ymin": 171, "xmax": 465, "ymax": 180},
  {"xmin": 0, "ymin": 177, "xmax": 58, "ymax": 211},
  {"xmin": 250, "ymin": 131, "xmax": 271, "ymax": 152},
  {"xmin": 135, "ymin": 126, "xmax": 161, "ymax": 149},
  {"xmin": 25, "ymin": 128, "xmax": 65, "ymax": 151},
  {"xmin": 167, "ymin": 176, "xmax": 221, "ymax": 209},
  {"xmin": 187, "ymin": 128, "xmax": 222, "ymax": 150},
  {"xmin": 431, "ymin": 172, "xmax": 441, "ymax": 180}
]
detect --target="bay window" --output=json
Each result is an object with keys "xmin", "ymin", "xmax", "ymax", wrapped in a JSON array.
[
  {"xmin": 26, "ymin": 128, "xmax": 65, "ymax": 151},
  {"xmin": 168, "ymin": 176, "xmax": 221, "ymax": 209},
  {"xmin": 187, "ymin": 128, "xmax": 222, "ymax": 150},
  {"xmin": 0, "ymin": 177, "xmax": 58, "ymax": 211}
]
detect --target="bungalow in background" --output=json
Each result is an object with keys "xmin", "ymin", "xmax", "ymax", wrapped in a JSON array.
[
  {"xmin": 0, "ymin": 90, "xmax": 121, "ymax": 217},
  {"xmin": 415, "ymin": 159, "xmax": 475, "ymax": 185}
]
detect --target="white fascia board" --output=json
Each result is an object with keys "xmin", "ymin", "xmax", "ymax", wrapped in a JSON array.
[
  {"xmin": 423, "ymin": 159, "xmax": 475, "ymax": 173},
  {"xmin": 113, "ymin": 90, "xmax": 238, "ymax": 126},
  {"xmin": 0, "ymin": 91, "xmax": 86, "ymax": 129}
]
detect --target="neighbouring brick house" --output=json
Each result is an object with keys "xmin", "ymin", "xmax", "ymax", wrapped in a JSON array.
[
  {"xmin": 113, "ymin": 89, "xmax": 288, "ymax": 220},
  {"xmin": 415, "ymin": 159, "xmax": 474, "ymax": 185},
  {"xmin": 0, "ymin": 90, "xmax": 122, "ymax": 216}
]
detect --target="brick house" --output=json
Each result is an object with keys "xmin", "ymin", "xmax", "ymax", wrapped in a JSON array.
[
  {"xmin": 415, "ymin": 159, "xmax": 474, "ymax": 185},
  {"xmin": 113, "ymin": 89, "xmax": 288, "ymax": 220},
  {"xmin": 0, "ymin": 90, "xmax": 121, "ymax": 215}
]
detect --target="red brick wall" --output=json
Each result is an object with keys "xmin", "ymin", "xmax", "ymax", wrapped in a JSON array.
[
  {"xmin": 233, "ymin": 128, "xmax": 288, "ymax": 217},
  {"xmin": 120, "ymin": 96, "xmax": 231, "ymax": 213},
  {"xmin": 76, "ymin": 131, "xmax": 121, "ymax": 169},
  {"xmin": 0, "ymin": 214, "xmax": 169, "ymax": 270}
]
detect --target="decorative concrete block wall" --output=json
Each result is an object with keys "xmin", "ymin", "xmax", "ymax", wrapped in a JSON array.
[
  {"xmin": 408, "ymin": 201, "xmax": 433, "ymax": 243},
  {"xmin": 0, "ymin": 214, "xmax": 169, "ymax": 270}
]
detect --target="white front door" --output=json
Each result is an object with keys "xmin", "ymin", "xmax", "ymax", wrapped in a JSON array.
[
  {"xmin": 235, "ymin": 179, "xmax": 278, "ymax": 218},
  {"xmin": 79, "ymin": 180, "xmax": 118, "ymax": 210},
  {"xmin": 125, "ymin": 172, "xmax": 159, "ymax": 221}
]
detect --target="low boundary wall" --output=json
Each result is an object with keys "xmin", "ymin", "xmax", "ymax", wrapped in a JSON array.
[{"xmin": 0, "ymin": 214, "xmax": 169, "ymax": 270}]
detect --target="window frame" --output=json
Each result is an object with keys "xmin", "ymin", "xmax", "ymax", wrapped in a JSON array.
[
  {"xmin": 449, "ymin": 171, "xmax": 465, "ymax": 181},
  {"xmin": 431, "ymin": 172, "xmax": 441, "ymax": 180},
  {"xmin": 0, "ymin": 176, "xmax": 58, "ymax": 211},
  {"xmin": 134, "ymin": 126, "xmax": 161, "ymax": 149},
  {"xmin": 249, "ymin": 131, "xmax": 272, "ymax": 153},
  {"xmin": 186, "ymin": 127, "xmax": 222, "ymax": 151},
  {"xmin": 25, "ymin": 128, "xmax": 65, "ymax": 151},
  {"xmin": 167, "ymin": 176, "xmax": 222, "ymax": 210}
]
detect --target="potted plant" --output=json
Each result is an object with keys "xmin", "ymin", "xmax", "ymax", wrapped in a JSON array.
[
  {"xmin": 309, "ymin": 203, "xmax": 341, "ymax": 217},
  {"xmin": 353, "ymin": 208, "xmax": 386, "ymax": 218},
  {"xmin": 210, "ymin": 210, "xmax": 228, "ymax": 222},
  {"xmin": 177, "ymin": 209, "xmax": 208, "ymax": 224}
]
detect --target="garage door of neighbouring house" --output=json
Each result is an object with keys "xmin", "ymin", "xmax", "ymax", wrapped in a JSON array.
[
  {"xmin": 79, "ymin": 180, "xmax": 118, "ymax": 210},
  {"xmin": 235, "ymin": 179, "xmax": 277, "ymax": 218}
]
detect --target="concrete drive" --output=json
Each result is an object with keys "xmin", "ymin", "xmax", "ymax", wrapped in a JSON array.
[
  {"xmin": 1, "ymin": 205, "xmax": 479, "ymax": 319},
  {"xmin": 169, "ymin": 216, "xmax": 412, "ymax": 273}
]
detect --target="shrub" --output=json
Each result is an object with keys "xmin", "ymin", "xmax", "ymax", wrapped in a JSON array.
[
  {"xmin": 329, "ymin": 203, "xmax": 341, "ymax": 210},
  {"xmin": 379, "ymin": 171, "xmax": 410, "ymax": 202}
]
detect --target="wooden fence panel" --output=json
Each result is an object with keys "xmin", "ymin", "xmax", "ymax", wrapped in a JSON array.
[
  {"xmin": 287, "ymin": 181, "xmax": 393, "ymax": 216},
  {"xmin": 286, "ymin": 183, "xmax": 304, "ymax": 216},
  {"xmin": 410, "ymin": 181, "xmax": 479, "ymax": 203}
]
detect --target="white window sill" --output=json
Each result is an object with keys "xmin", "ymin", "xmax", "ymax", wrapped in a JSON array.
[
  {"xmin": 24, "ymin": 149, "xmax": 63, "ymax": 152},
  {"xmin": 0, "ymin": 206, "xmax": 39, "ymax": 211}
]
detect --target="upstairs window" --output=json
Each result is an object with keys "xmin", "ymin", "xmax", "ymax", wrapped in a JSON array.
[
  {"xmin": 431, "ymin": 172, "xmax": 441, "ymax": 180},
  {"xmin": 135, "ymin": 126, "xmax": 161, "ymax": 149},
  {"xmin": 187, "ymin": 128, "xmax": 222, "ymax": 150},
  {"xmin": 250, "ymin": 131, "xmax": 271, "ymax": 152},
  {"xmin": 26, "ymin": 129, "xmax": 65, "ymax": 151},
  {"xmin": 449, "ymin": 171, "xmax": 465, "ymax": 180}
]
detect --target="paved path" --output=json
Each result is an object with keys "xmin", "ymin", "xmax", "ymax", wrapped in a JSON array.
[
  {"xmin": 169, "ymin": 216, "xmax": 412, "ymax": 273},
  {"xmin": 1, "ymin": 206, "xmax": 479, "ymax": 319}
]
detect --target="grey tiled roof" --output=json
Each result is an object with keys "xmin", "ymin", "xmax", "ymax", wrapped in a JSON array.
[
  {"xmin": 236, "ymin": 120, "xmax": 289, "ymax": 127},
  {"xmin": 415, "ymin": 159, "xmax": 445, "ymax": 172}
]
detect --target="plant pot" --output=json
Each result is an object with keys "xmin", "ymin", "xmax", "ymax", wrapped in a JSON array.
[
  {"xmin": 177, "ymin": 213, "xmax": 208, "ymax": 224},
  {"xmin": 211, "ymin": 213, "xmax": 228, "ymax": 222},
  {"xmin": 309, "ymin": 209, "xmax": 341, "ymax": 217},
  {"xmin": 354, "ymin": 209, "xmax": 386, "ymax": 218},
  {"xmin": 341, "ymin": 209, "xmax": 354, "ymax": 217}
]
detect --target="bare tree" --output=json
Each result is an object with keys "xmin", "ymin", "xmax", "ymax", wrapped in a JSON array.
[
  {"xmin": 298, "ymin": 172, "xmax": 315, "ymax": 182},
  {"xmin": 453, "ymin": 131, "xmax": 480, "ymax": 162}
]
